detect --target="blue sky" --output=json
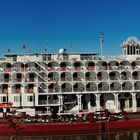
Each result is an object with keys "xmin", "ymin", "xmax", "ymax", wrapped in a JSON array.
[{"xmin": 0, "ymin": 0, "xmax": 140, "ymax": 55}]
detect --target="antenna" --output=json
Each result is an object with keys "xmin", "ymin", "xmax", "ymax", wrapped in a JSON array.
[
  {"xmin": 70, "ymin": 42, "xmax": 73, "ymax": 53},
  {"xmin": 100, "ymin": 32, "xmax": 104, "ymax": 58},
  {"xmin": 45, "ymin": 41, "xmax": 48, "ymax": 52}
]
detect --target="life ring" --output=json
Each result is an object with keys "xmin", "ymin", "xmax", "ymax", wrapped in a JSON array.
[
  {"xmin": 78, "ymin": 113, "xmax": 82, "ymax": 117},
  {"xmin": 12, "ymin": 118, "xmax": 17, "ymax": 123}
]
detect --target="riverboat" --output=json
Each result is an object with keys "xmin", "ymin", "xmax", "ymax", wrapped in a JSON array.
[{"xmin": 0, "ymin": 36, "xmax": 140, "ymax": 134}]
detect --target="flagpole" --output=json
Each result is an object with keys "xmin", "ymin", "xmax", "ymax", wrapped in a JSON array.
[
  {"xmin": 22, "ymin": 44, "xmax": 26, "ymax": 54},
  {"xmin": 45, "ymin": 41, "xmax": 48, "ymax": 52},
  {"xmin": 70, "ymin": 42, "xmax": 73, "ymax": 53}
]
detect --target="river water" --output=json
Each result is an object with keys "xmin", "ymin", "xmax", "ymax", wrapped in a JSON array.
[{"xmin": 1, "ymin": 130, "xmax": 140, "ymax": 140}]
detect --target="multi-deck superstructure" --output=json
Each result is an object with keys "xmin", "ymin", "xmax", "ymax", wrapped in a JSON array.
[{"xmin": 0, "ymin": 36, "xmax": 140, "ymax": 116}]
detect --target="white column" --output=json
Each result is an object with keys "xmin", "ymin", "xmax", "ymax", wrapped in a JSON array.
[
  {"xmin": 34, "ymin": 86, "xmax": 38, "ymax": 94},
  {"xmin": 95, "ymin": 94, "xmax": 100, "ymax": 111},
  {"xmin": 114, "ymin": 93, "xmax": 119, "ymax": 112},
  {"xmin": 34, "ymin": 93, "xmax": 38, "ymax": 106},
  {"xmin": 8, "ymin": 87, "xmax": 11, "ymax": 94},
  {"xmin": 125, "ymin": 99, "xmax": 129, "ymax": 109},
  {"xmin": 8, "ymin": 87, "xmax": 11, "ymax": 103},
  {"xmin": 58, "ymin": 95, "xmax": 63, "ymax": 114},
  {"xmin": 21, "ymin": 86, "xmax": 24, "ymax": 94},
  {"xmin": 132, "ymin": 92, "xmax": 137, "ymax": 112},
  {"xmin": 126, "ymin": 46, "xmax": 128, "ymax": 55},
  {"xmin": 77, "ymin": 95, "xmax": 82, "ymax": 112},
  {"xmin": 46, "ymin": 107, "xmax": 49, "ymax": 115}
]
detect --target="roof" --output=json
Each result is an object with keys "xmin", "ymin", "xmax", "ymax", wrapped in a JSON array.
[{"xmin": 122, "ymin": 36, "xmax": 140, "ymax": 47}]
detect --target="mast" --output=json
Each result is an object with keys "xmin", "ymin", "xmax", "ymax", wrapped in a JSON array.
[{"xmin": 100, "ymin": 32, "xmax": 104, "ymax": 58}]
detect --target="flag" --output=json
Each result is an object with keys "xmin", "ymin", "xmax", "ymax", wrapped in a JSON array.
[
  {"xmin": 7, "ymin": 49, "xmax": 10, "ymax": 52},
  {"xmin": 23, "ymin": 44, "xmax": 25, "ymax": 49}
]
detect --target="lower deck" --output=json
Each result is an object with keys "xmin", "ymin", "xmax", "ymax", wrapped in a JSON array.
[{"xmin": 0, "ymin": 91, "xmax": 139, "ymax": 116}]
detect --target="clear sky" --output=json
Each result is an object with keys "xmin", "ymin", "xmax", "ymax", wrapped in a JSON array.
[{"xmin": 0, "ymin": 0, "xmax": 140, "ymax": 56}]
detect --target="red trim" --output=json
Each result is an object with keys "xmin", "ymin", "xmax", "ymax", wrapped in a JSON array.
[
  {"xmin": 1, "ymin": 120, "xmax": 140, "ymax": 134},
  {"xmin": 0, "ymin": 102, "xmax": 13, "ymax": 107}
]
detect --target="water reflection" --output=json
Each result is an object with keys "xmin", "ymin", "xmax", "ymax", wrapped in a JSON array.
[{"xmin": 1, "ymin": 131, "xmax": 140, "ymax": 140}]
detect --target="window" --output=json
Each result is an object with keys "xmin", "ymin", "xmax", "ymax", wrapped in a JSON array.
[
  {"xmin": 27, "ymin": 96, "xmax": 33, "ymax": 102},
  {"xmin": 1, "ymin": 96, "xmax": 7, "ymax": 103},
  {"xmin": 14, "ymin": 96, "xmax": 19, "ymax": 102}
]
